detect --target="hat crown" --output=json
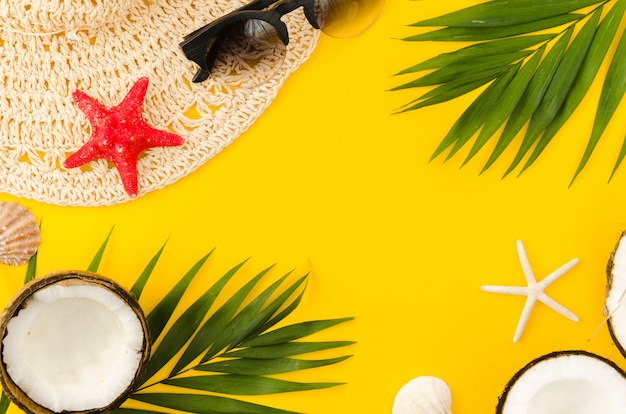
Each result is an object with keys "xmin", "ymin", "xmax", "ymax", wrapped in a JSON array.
[{"xmin": 1, "ymin": 0, "xmax": 136, "ymax": 34}]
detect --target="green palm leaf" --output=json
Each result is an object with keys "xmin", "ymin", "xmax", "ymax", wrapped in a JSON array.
[
  {"xmin": 131, "ymin": 262, "xmax": 351, "ymax": 413},
  {"xmin": 13, "ymin": 229, "xmax": 353, "ymax": 414},
  {"xmin": 252, "ymin": 282, "xmax": 307, "ymax": 337},
  {"xmin": 242, "ymin": 318, "xmax": 354, "ymax": 347},
  {"xmin": 532, "ymin": 0, "xmax": 626, "ymax": 179},
  {"xmin": 87, "ymin": 226, "xmax": 114, "ymax": 272},
  {"xmin": 140, "ymin": 257, "xmax": 243, "ymax": 384},
  {"xmin": 114, "ymin": 409, "xmax": 167, "ymax": 414},
  {"xmin": 413, "ymin": 0, "xmax": 602, "ymax": 27},
  {"xmin": 23, "ymin": 226, "xmax": 40, "ymax": 284},
  {"xmin": 0, "ymin": 392, "xmax": 9, "ymax": 414},
  {"xmin": 130, "ymin": 241, "xmax": 168, "ymax": 300},
  {"xmin": 493, "ymin": 27, "xmax": 573, "ymax": 174},
  {"xmin": 162, "ymin": 375, "xmax": 341, "ymax": 395},
  {"xmin": 169, "ymin": 264, "xmax": 271, "ymax": 375},
  {"xmin": 392, "ymin": 50, "xmax": 531, "ymax": 91},
  {"xmin": 405, "ymin": 13, "xmax": 585, "ymax": 42},
  {"xmin": 467, "ymin": 46, "xmax": 545, "ymax": 167},
  {"xmin": 428, "ymin": 64, "xmax": 517, "ymax": 160},
  {"xmin": 223, "ymin": 341, "xmax": 355, "ymax": 359},
  {"xmin": 448, "ymin": 65, "xmax": 519, "ymax": 160},
  {"xmin": 197, "ymin": 356, "xmax": 352, "ymax": 376},
  {"xmin": 394, "ymin": 34, "xmax": 554, "ymax": 75},
  {"xmin": 398, "ymin": 66, "xmax": 508, "ymax": 113},
  {"xmin": 130, "ymin": 393, "xmax": 299, "ymax": 414},
  {"xmin": 126, "ymin": 251, "xmax": 351, "ymax": 414},
  {"xmin": 130, "ymin": 263, "xmax": 353, "ymax": 413},
  {"xmin": 588, "ymin": 26, "xmax": 626, "ymax": 180},
  {"xmin": 144, "ymin": 251, "xmax": 213, "ymax": 342},
  {"xmin": 614, "ymin": 132, "xmax": 626, "ymax": 179},
  {"xmin": 129, "ymin": 262, "xmax": 351, "ymax": 413},
  {"xmin": 199, "ymin": 274, "xmax": 307, "ymax": 364},
  {"xmin": 509, "ymin": 8, "xmax": 600, "ymax": 175},
  {"xmin": 393, "ymin": 0, "xmax": 626, "ymax": 180}
]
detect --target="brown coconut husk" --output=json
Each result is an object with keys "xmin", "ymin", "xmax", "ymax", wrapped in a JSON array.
[
  {"xmin": 606, "ymin": 230, "xmax": 626, "ymax": 358},
  {"xmin": 0, "ymin": 271, "xmax": 151, "ymax": 414}
]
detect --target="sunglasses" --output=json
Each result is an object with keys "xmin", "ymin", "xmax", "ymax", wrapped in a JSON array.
[{"xmin": 179, "ymin": 0, "xmax": 384, "ymax": 86}]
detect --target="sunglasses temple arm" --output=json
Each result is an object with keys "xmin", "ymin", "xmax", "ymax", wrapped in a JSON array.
[
  {"xmin": 186, "ymin": 34, "xmax": 227, "ymax": 83},
  {"xmin": 302, "ymin": 5, "xmax": 321, "ymax": 29},
  {"xmin": 192, "ymin": 68, "xmax": 210, "ymax": 83},
  {"xmin": 243, "ymin": 0, "xmax": 282, "ymax": 10}
]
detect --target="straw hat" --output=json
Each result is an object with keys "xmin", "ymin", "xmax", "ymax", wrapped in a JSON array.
[{"xmin": 0, "ymin": 0, "xmax": 318, "ymax": 206}]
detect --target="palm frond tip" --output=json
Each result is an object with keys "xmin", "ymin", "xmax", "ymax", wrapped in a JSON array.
[
  {"xmin": 393, "ymin": 0, "xmax": 626, "ymax": 181},
  {"xmin": 129, "ymin": 255, "xmax": 353, "ymax": 414}
]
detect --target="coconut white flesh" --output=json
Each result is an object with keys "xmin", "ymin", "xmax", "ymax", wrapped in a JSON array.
[
  {"xmin": 607, "ymin": 235, "xmax": 626, "ymax": 349},
  {"xmin": 2, "ymin": 283, "xmax": 144, "ymax": 412},
  {"xmin": 501, "ymin": 353, "xmax": 626, "ymax": 414}
]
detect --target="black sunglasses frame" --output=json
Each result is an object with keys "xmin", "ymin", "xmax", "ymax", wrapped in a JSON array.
[{"xmin": 180, "ymin": 0, "xmax": 321, "ymax": 83}]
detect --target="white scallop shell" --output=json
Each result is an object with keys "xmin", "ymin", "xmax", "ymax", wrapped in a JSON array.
[
  {"xmin": 392, "ymin": 376, "xmax": 453, "ymax": 414},
  {"xmin": 0, "ymin": 202, "xmax": 41, "ymax": 266}
]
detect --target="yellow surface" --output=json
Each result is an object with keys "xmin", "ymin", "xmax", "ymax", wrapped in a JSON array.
[{"xmin": 2, "ymin": 1, "xmax": 626, "ymax": 413}]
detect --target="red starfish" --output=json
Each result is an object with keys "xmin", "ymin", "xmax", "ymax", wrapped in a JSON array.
[{"xmin": 64, "ymin": 77, "xmax": 184, "ymax": 197}]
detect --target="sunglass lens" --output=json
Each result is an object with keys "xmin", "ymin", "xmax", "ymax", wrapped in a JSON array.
[
  {"xmin": 314, "ymin": 0, "xmax": 384, "ymax": 38},
  {"xmin": 211, "ymin": 19, "xmax": 286, "ymax": 88}
]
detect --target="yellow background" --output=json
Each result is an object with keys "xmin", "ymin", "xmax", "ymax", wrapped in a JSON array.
[{"xmin": 2, "ymin": 0, "xmax": 626, "ymax": 413}]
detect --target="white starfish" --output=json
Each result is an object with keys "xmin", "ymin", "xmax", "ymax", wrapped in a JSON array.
[{"xmin": 481, "ymin": 240, "xmax": 579, "ymax": 343}]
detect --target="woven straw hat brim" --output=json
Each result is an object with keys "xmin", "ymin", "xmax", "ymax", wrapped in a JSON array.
[{"xmin": 0, "ymin": 0, "xmax": 318, "ymax": 206}]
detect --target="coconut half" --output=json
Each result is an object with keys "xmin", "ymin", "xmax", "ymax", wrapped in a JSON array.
[
  {"xmin": 496, "ymin": 350, "xmax": 626, "ymax": 414},
  {"xmin": 0, "ymin": 271, "xmax": 150, "ymax": 414},
  {"xmin": 606, "ymin": 230, "xmax": 626, "ymax": 357}
]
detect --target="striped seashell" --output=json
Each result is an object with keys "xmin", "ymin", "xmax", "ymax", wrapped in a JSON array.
[
  {"xmin": 393, "ymin": 376, "xmax": 453, "ymax": 414},
  {"xmin": 0, "ymin": 202, "xmax": 41, "ymax": 266}
]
